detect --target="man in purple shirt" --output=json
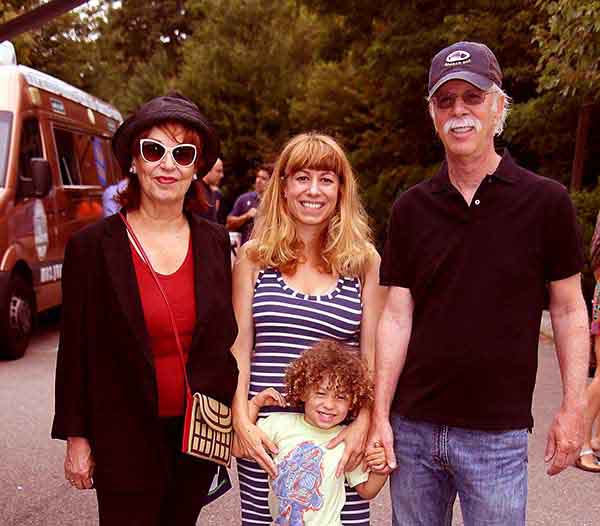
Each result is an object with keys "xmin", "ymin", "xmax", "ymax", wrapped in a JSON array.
[{"xmin": 227, "ymin": 164, "xmax": 272, "ymax": 245}]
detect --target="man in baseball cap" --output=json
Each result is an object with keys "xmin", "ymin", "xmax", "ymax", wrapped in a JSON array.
[
  {"xmin": 428, "ymin": 40, "xmax": 502, "ymax": 97},
  {"xmin": 371, "ymin": 41, "xmax": 587, "ymax": 525}
]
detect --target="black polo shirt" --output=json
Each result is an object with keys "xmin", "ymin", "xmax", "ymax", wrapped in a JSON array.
[{"xmin": 380, "ymin": 150, "xmax": 584, "ymax": 430}]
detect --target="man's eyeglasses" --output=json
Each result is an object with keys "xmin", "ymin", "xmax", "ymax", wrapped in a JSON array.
[
  {"xmin": 432, "ymin": 90, "xmax": 490, "ymax": 110},
  {"xmin": 139, "ymin": 139, "xmax": 197, "ymax": 167}
]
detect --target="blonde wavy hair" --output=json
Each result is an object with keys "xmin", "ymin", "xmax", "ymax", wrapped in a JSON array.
[{"xmin": 247, "ymin": 132, "xmax": 374, "ymax": 277}]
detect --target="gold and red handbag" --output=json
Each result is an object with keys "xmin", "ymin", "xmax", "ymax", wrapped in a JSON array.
[{"xmin": 182, "ymin": 392, "xmax": 232, "ymax": 467}]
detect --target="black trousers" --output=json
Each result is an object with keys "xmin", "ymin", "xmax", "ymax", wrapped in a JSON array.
[{"xmin": 96, "ymin": 417, "xmax": 216, "ymax": 526}]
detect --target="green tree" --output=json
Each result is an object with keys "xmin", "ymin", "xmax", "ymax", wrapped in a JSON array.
[
  {"xmin": 2, "ymin": 0, "xmax": 98, "ymax": 86},
  {"xmin": 77, "ymin": 0, "xmax": 197, "ymax": 112},
  {"xmin": 0, "ymin": 1, "xmax": 37, "ymax": 64},
  {"xmin": 178, "ymin": 0, "xmax": 325, "ymax": 195},
  {"xmin": 534, "ymin": 0, "xmax": 600, "ymax": 190},
  {"xmin": 293, "ymin": 0, "xmax": 547, "ymax": 244},
  {"xmin": 5, "ymin": 0, "xmax": 600, "ymax": 244},
  {"xmin": 96, "ymin": 0, "xmax": 194, "ymax": 78},
  {"xmin": 4, "ymin": 1, "xmax": 198, "ymax": 113}
]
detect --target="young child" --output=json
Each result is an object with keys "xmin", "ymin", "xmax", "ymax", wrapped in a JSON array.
[{"xmin": 235, "ymin": 340, "xmax": 390, "ymax": 525}]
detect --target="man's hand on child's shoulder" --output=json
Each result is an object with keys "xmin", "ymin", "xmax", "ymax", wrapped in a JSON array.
[
  {"xmin": 252, "ymin": 387, "xmax": 287, "ymax": 409},
  {"xmin": 365, "ymin": 442, "xmax": 393, "ymax": 475}
]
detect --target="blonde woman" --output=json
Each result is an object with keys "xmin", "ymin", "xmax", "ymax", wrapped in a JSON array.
[{"xmin": 231, "ymin": 133, "xmax": 386, "ymax": 525}]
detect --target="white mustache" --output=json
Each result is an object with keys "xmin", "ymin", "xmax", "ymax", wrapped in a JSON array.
[{"xmin": 443, "ymin": 116, "xmax": 482, "ymax": 135}]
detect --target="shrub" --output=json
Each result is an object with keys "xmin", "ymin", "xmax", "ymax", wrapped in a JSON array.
[{"xmin": 571, "ymin": 182, "xmax": 600, "ymax": 311}]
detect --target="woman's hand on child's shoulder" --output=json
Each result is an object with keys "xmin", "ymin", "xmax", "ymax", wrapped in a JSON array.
[
  {"xmin": 252, "ymin": 387, "xmax": 287, "ymax": 409},
  {"xmin": 365, "ymin": 443, "xmax": 393, "ymax": 475}
]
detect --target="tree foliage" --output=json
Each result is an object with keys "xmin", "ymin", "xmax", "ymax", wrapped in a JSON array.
[
  {"xmin": 177, "ymin": 0, "xmax": 324, "ymax": 196},
  {"xmin": 3, "ymin": 0, "xmax": 600, "ymax": 245},
  {"xmin": 534, "ymin": 0, "xmax": 600, "ymax": 100},
  {"xmin": 291, "ymin": 0, "xmax": 553, "ymax": 242},
  {"xmin": 3, "ymin": 1, "xmax": 99, "ymax": 88}
]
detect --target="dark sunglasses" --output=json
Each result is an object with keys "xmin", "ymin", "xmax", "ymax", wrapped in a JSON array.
[
  {"xmin": 433, "ymin": 89, "xmax": 489, "ymax": 110},
  {"xmin": 139, "ymin": 139, "xmax": 197, "ymax": 167}
]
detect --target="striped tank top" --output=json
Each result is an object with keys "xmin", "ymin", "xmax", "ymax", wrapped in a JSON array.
[
  {"xmin": 249, "ymin": 267, "xmax": 362, "ymax": 401},
  {"xmin": 239, "ymin": 267, "xmax": 369, "ymax": 526}
]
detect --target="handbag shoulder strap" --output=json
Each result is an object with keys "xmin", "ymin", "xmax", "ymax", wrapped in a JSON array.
[{"xmin": 118, "ymin": 212, "xmax": 192, "ymax": 399}]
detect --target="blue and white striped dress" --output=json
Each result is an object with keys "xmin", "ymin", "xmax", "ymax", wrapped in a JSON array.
[{"xmin": 237, "ymin": 268, "xmax": 370, "ymax": 525}]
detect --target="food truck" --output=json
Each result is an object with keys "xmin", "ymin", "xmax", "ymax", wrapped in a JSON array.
[{"xmin": 0, "ymin": 42, "xmax": 122, "ymax": 358}]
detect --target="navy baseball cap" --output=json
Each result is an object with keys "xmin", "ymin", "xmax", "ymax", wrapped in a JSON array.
[{"xmin": 428, "ymin": 41, "xmax": 502, "ymax": 98}]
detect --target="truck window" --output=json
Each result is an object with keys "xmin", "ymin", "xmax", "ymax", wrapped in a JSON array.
[
  {"xmin": 17, "ymin": 118, "xmax": 43, "ymax": 185},
  {"xmin": 0, "ymin": 111, "xmax": 12, "ymax": 187},
  {"xmin": 54, "ymin": 128, "xmax": 106, "ymax": 186},
  {"xmin": 91, "ymin": 136, "xmax": 113, "ymax": 187},
  {"xmin": 74, "ymin": 133, "xmax": 97, "ymax": 185},
  {"xmin": 54, "ymin": 128, "xmax": 81, "ymax": 185}
]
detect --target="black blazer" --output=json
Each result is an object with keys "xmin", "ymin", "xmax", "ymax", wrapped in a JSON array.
[{"xmin": 51, "ymin": 212, "xmax": 239, "ymax": 492}]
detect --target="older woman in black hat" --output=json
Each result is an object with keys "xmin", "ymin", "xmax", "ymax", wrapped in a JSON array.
[{"xmin": 51, "ymin": 92, "xmax": 238, "ymax": 526}]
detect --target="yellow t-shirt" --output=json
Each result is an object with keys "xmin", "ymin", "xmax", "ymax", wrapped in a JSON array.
[{"xmin": 257, "ymin": 413, "xmax": 369, "ymax": 526}]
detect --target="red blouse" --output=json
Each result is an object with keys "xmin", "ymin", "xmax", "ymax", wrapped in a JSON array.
[{"xmin": 131, "ymin": 239, "xmax": 196, "ymax": 417}]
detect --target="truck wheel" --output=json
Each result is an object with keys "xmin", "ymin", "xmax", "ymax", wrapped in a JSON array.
[{"xmin": 0, "ymin": 274, "xmax": 35, "ymax": 360}]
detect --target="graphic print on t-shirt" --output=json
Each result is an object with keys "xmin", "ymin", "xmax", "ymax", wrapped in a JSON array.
[{"xmin": 272, "ymin": 441, "xmax": 324, "ymax": 525}]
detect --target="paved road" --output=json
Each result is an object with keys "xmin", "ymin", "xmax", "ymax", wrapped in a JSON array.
[{"xmin": 0, "ymin": 315, "xmax": 598, "ymax": 525}]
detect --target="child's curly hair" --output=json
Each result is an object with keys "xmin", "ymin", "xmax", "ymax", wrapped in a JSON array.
[{"xmin": 285, "ymin": 340, "xmax": 374, "ymax": 416}]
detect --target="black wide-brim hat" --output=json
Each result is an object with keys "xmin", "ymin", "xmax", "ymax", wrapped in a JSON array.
[{"xmin": 111, "ymin": 92, "xmax": 220, "ymax": 177}]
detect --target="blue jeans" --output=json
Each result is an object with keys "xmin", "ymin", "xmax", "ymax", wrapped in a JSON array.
[{"xmin": 390, "ymin": 414, "xmax": 528, "ymax": 526}]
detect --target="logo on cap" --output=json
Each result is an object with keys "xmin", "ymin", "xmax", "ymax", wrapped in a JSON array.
[{"xmin": 445, "ymin": 50, "xmax": 471, "ymax": 66}]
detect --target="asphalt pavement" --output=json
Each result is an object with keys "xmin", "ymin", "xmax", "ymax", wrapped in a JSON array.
[{"xmin": 0, "ymin": 312, "xmax": 598, "ymax": 525}]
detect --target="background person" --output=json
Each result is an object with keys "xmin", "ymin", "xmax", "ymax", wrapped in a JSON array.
[
  {"xmin": 198, "ymin": 157, "xmax": 224, "ymax": 222},
  {"xmin": 208, "ymin": 157, "xmax": 225, "ymax": 218},
  {"xmin": 576, "ymin": 211, "xmax": 600, "ymax": 472},
  {"xmin": 370, "ymin": 41, "xmax": 588, "ymax": 526},
  {"xmin": 101, "ymin": 178, "xmax": 128, "ymax": 217},
  {"xmin": 210, "ymin": 176, "xmax": 225, "ymax": 224},
  {"xmin": 226, "ymin": 163, "xmax": 272, "ymax": 245},
  {"xmin": 51, "ymin": 92, "xmax": 239, "ymax": 526},
  {"xmin": 231, "ymin": 132, "xmax": 386, "ymax": 526}
]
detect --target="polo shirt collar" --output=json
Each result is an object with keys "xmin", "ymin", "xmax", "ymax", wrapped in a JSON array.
[
  {"xmin": 429, "ymin": 148, "xmax": 518, "ymax": 194},
  {"xmin": 492, "ymin": 149, "xmax": 519, "ymax": 183}
]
